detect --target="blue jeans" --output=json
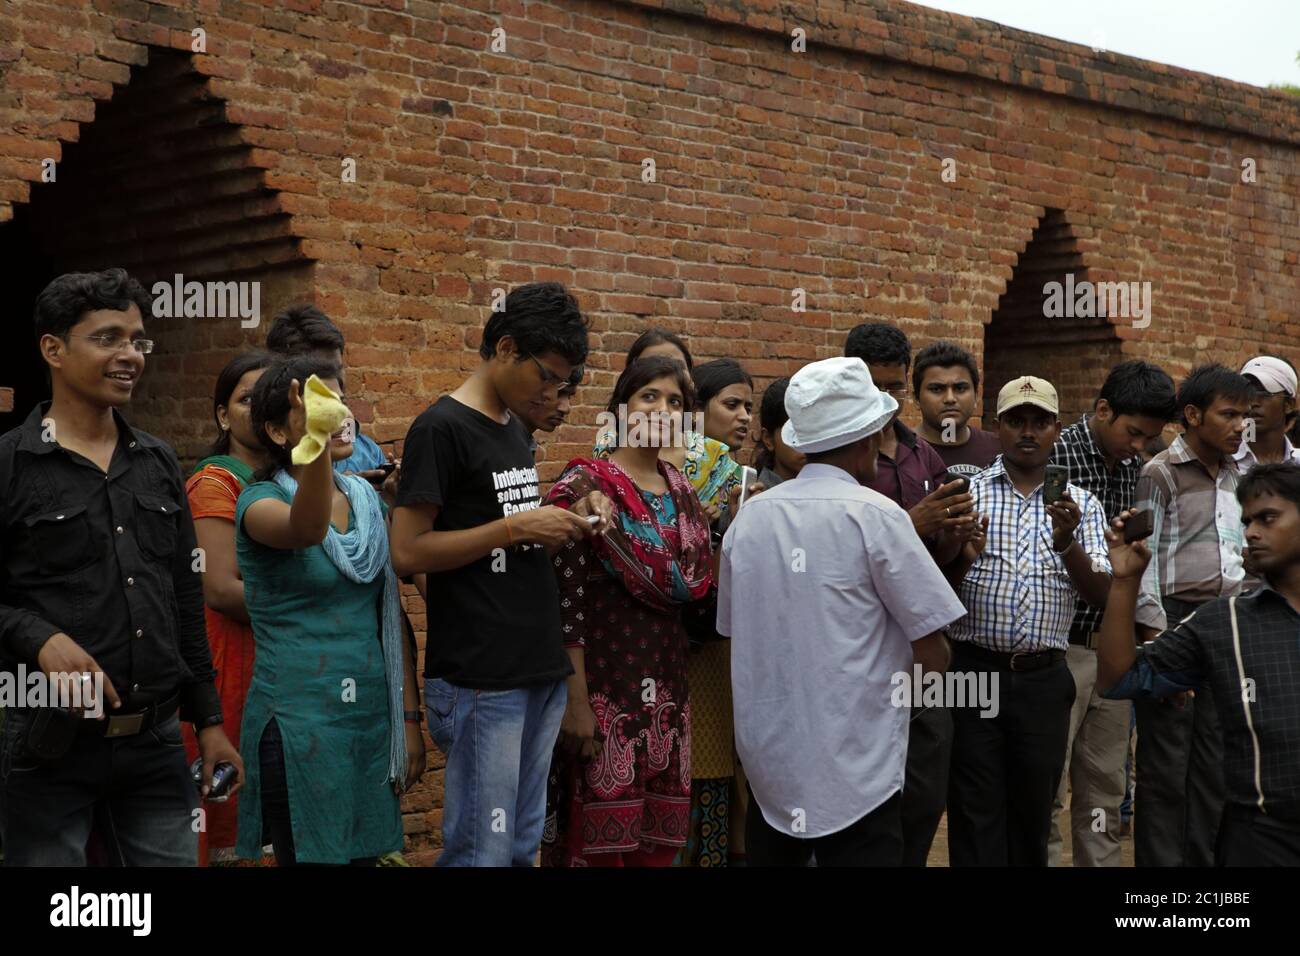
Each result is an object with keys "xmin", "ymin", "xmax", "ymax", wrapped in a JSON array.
[
  {"xmin": 0, "ymin": 709, "xmax": 198, "ymax": 866},
  {"xmin": 424, "ymin": 677, "xmax": 566, "ymax": 867}
]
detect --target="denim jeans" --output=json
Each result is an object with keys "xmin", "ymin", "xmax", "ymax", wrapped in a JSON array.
[
  {"xmin": 0, "ymin": 709, "xmax": 198, "ymax": 866},
  {"xmin": 425, "ymin": 677, "xmax": 566, "ymax": 867}
]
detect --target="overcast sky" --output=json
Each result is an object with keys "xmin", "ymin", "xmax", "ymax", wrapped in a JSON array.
[{"xmin": 912, "ymin": 0, "xmax": 1300, "ymax": 90}]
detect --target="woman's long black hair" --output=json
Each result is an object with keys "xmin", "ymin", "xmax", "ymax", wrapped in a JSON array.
[
  {"xmin": 249, "ymin": 355, "xmax": 343, "ymax": 483},
  {"xmin": 207, "ymin": 350, "xmax": 275, "ymax": 457}
]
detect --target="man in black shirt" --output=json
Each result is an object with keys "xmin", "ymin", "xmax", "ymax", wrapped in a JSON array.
[
  {"xmin": 0, "ymin": 269, "xmax": 241, "ymax": 866},
  {"xmin": 1098, "ymin": 462, "xmax": 1300, "ymax": 865},
  {"xmin": 390, "ymin": 282, "xmax": 608, "ymax": 866}
]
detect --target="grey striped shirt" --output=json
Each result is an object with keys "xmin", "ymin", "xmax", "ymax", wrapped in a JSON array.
[{"xmin": 1135, "ymin": 435, "xmax": 1245, "ymax": 631}]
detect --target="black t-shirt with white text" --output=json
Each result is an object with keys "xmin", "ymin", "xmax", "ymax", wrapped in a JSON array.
[{"xmin": 396, "ymin": 396, "xmax": 571, "ymax": 689}]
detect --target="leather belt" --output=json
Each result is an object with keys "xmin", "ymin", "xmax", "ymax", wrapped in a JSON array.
[
  {"xmin": 1068, "ymin": 626, "xmax": 1099, "ymax": 649},
  {"xmin": 954, "ymin": 642, "xmax": 1066, "ymax": 673},
  {"xmin": 79, "ymin": 690, "xmax": 180, "ymax": 738}
]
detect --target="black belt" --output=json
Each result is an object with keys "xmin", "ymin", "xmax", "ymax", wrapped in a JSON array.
[
  {"xmin": 954, "ymin": 642, "xmax": 1066, "ymax": 673},
  {"xmin": 79, "ymin": 690, "xmax": 180, "ymax": 738},
  {"xmin": 1068, "ymin": 625, "xmax": 1098, "ymax": 649}
]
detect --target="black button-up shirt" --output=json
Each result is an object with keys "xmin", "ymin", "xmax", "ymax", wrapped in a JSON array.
[
  {"xmin": 1104, "ymin": 584, "xmax": 1300, "ymax": 822},
  {"xmin": 0, "ymin": 403, "xmax": 221, "ymax": 726}
]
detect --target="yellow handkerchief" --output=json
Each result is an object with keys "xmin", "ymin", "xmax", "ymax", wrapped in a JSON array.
[{"xmin": 291, "ymin": 374, "xmax": 350, "ymax": 465}]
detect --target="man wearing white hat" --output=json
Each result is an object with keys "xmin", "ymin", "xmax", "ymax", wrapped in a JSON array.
[
  {"xmin": 943, "ymin": 376, "xmax": 1113, "ymax": 866},
  {"xmin": 1235, "ymin": 355, "xmax": 1300, "ymax": 473},
  {"xmin": 716, "ymin": 357, "xmax": 968, "ymax": 865}
]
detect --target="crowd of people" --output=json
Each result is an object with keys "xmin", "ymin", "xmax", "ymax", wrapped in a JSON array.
[{"xmin": 1, "ymin": 266, "xmax": 1298, "ymax": 867}]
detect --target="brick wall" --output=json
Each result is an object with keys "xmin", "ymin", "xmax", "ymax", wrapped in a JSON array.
[{"xmin": 2, "ymin": 0, "xmax": 1299, "ymax": 862}]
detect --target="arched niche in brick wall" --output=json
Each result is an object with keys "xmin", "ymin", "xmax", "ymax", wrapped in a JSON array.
[
  {"xmin": 0, "ymin": 48, "xmax": 313, "ymax": 460},
  {"xmin": 982, "ymin": 208, "xmax": 1122, "ymax": 425}
]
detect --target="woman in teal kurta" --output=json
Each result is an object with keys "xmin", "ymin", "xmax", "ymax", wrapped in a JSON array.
[{"xmin": 234, "ymin": 357, "xmax": 422, "ymax": 865}]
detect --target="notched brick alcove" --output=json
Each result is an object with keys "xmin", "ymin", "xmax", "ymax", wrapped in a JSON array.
[{"xmin": 0, "ymin": 48, "xmax": 312, "ymax": 458}]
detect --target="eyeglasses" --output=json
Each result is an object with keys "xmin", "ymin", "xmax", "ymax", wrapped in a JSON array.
[
  {"xmin": 527, "ymin": 354, "xmax": 577, "ymax": 392},
  {"xmin": 65, "ymin": 333, "xmax": 154, "ymax": 355},
  {"xmin": 882, "ymin": 385, "xmax": 908, "ymax": 398}
]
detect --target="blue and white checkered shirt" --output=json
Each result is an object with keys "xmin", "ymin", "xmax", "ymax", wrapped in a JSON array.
[{"xmin": 950, "ymin": 456, "xmax": 1112, "ymax": 653}]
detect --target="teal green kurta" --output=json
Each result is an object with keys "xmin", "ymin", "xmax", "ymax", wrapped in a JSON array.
[{"xmin": 234, "ymin": 481, "xmax": 401, "ymax": 864}]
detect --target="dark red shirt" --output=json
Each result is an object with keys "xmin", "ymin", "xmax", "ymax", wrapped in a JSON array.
[
  {"xmin": 867, "ymin": 420, "xmax": 948, "ymax": 511},
  {"xmin": 929, "ymin": 426, "xmax": 1001, "ymax": 479}
]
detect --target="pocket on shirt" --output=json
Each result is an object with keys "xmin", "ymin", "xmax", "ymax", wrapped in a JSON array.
[
  {"xmin": 24, "ymin": 504, "xmax": 97, "ymax": 575},
  {"xmin": 134, "ymin": 492, "xmax": 181, "ymax": 562}
]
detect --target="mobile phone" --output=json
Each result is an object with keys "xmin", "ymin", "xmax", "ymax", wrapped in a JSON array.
[
  {"xmin": 1042, "ymin": 465, "xmax": 1069, "ymax": 504},
  {"xmin": 736, "ymin": 466, "xmax": 758, "ymax": 511},
  {"xmin": 366, "ymin": 461, "xmax": 398, "ymax": 484},
  {"xmin": 941, "ymin": 471, "xmax": 970, "ymax": 497},
  {"xmin": 1122, "ymin": 509, "xmax": 1154, "ymax": 543}
]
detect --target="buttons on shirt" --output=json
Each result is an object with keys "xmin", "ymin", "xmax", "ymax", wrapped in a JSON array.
[
  {"xmin": 135, "ymin": 628, "xmax": 143, "ymax": 639},
  {"xmin": 115, "ymin": 526, "xmax": 124, "ymax": 535},
  {"xmin": 126, "ymin": 577, "xmax": 134, "ymax": 587},
  {"xmin": 128, "ymin": 441, "xmax": 136, "ymax": 449},
  {"xmin": 131, "ymin": 683, "xmax": 140, "ymax": 693}
]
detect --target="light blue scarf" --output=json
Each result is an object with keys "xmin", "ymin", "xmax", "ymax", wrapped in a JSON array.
[{"xmin": 272, "ymin": 470, "xmax": 405, "ymax": 788}]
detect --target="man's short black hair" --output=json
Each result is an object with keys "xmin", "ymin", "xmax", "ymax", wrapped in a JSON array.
[
  {"xmin": 1098, "ymin": 360, "xmax": 1178, "ymax": 421},
  {"xmin": 1176, "ymin": 364, "xmax": 1253, "ymax": 427},
  {"xmin": 1238, "ymin": 461, "xmax": 1300, "ymax": 512},
  {"xmin": 265, "ymin": 304, "xmax": 346, "ymax": 356},
  {"xmin": 480, "ymin": 282, "xmax": 589, "ymax": 366},
  {"xmin": 33, "ymin": 268, "xmax": 152, "ymax": 341},
  {"xmin": 912, "ymin": 341, "xmax": 979, "ymax": 397},
  {"xmin": 845, "ymin": 323, "xmax": 911, "ymax": 368}
]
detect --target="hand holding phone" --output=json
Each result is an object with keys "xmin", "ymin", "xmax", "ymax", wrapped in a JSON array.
[
  {"xmin": 1042, "ymin": 465, "xmax": 1069, "ymax": 504},
  {"xmin": 1122, "ymin": 509, "xmax": 1154, "ymax": 543},
  {"xmin": 736, "ymin": 466, "xmax": 758, "ymax": 511}
]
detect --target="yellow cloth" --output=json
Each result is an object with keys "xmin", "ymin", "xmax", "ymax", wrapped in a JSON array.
[{"xmin": 290, "ymin": 375, "xmax": 350, "ymax": 466}]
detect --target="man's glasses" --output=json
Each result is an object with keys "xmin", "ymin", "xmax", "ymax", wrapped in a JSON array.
[
  {"xmin": 528, "ymin": 354, "xmax": 581, "ymax": 393},
  {"xmin": 66, "ymin": 333, "xmax": 154, "ymax": 354}
]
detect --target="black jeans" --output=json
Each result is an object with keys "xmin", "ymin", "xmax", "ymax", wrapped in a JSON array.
[
  {"xmin": 1134, "ymin": 595, "xmax": 1226, "ymax": 867},
  {"xmin": 258, "ymin": 719, "xmax": 376, "ymax": 867},
  {"xmin": 947, "ymin": 648, "xmax": 1075, "ymax": 866},
  {"xmin": 900, "ymin": 705, "xmax": 953, "ymax": 866},
  {"xmin": 0, "ymin": 709, "xmax": 197, "ymax": 866},
  {"xmin": 745, "ymin": 786, "xmax": 903, "ymax": 866},
  {"xmin": 1216, "ymin": 805, "xmax": 1300, "ymax": 866}
]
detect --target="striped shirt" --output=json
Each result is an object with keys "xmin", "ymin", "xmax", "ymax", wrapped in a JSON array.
[
  {"xmin": 1103, "ymin": 586, "xmax": 1300, "ymax": 822},
  {"xmin": 1232, "ymin": 435, "xmax": 1300, "ymax": 474},
  {"xmin": 950, "ymin": 456, "xmax": 1112, "ymax": 653},
  {"xmin": 1051, "ymin": 417, "xmax": 1141, "ymax": 639},
  {"xmin": 1135, "ymin": 435, "xmax": 1244, "ymax": 632}
]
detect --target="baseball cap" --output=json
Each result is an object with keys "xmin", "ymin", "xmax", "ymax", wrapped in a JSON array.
[
  {"xmin": 1240, "ymin": 356, "xmax": 1297, "ymax": 397},
  {"xmin": 996, "ymin": 376, "xmax": 1059, "ymax": 417}
]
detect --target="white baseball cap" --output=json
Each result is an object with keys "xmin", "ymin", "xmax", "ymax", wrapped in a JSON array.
[
  {"xmin": 1240, "ymin": 356, "xmax": 1297, "ymax": 397},
  {"xmin": 781, "ymin": 357, "xmax": 898, "ymax": 454}
]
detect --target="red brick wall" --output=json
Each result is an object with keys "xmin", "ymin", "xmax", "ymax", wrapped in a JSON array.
[{"xmin": 3, "ymin": 0, "xmax": 1299, "ymax": 862}]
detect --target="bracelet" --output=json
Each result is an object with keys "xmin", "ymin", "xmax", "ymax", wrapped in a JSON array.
[
  {"xmin": 1053, "ymin": 538, "xmax": 1074, "ymax": 555},
  {"xmin": 504, "ymin": 514, "xmax": 514, "ymax": 547}
]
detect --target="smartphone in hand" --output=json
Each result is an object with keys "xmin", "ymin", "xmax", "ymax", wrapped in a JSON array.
[
  {"xmin": 1043, "ymin": 465, "xmax": 1069, "ymax": 504},
  {"xmin": 1122, "ymin": 509, "xmax": 1154, "ymax": 543},
  {"xmin": 736, "ymin": 465, "xmax": 758, "ymax": 511}
]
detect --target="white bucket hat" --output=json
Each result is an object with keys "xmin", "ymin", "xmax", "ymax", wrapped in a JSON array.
[{"xmin": 781, "ymin": 357, "xmax": 898, "ymax": 454}]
